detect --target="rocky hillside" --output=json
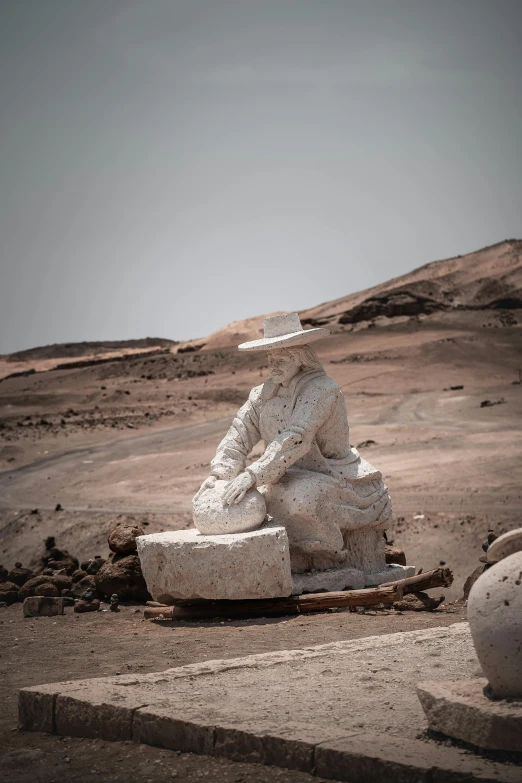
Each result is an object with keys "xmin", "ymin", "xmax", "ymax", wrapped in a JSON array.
[
  {"xmin": 176, "ymin": 239, "xmax": 522, "ymax": 350},
  {"xmin": 301, "ymin": 238, "xmax": 522, "ymax": 327},
  {"xmin": 5, "ymin": 338, "xmax": 177, "ymax": 362}
]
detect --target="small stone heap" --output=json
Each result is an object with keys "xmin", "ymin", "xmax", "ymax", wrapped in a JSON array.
[
  {"xmin": 0, "ymin": 538, "xmax": 82, "ymax": 606},
  {"xmin": 95, "ymin": 518, "xmax": 150, "ymax": 602},
  {"xmin": 0, "ymin": 518, "xmax": 151, "ymax": 614}
]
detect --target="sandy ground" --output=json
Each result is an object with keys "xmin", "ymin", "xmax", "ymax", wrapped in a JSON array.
[{"xmin": 0, "ymin": 301, "xmax": 521, "ymax": 780}]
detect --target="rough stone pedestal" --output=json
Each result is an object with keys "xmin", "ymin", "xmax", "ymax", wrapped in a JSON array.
[
  {"xmin": 136, "ymin": 527, "xmax": 292, "ymax": 603},
  {"xmin": 417, "ymin": 678, "xmax": 522, "ymax": 752}
]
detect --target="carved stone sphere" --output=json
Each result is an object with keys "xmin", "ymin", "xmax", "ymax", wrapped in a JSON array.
[{"xmin": 193, "ymin": 479, "xmax": 266, "ymax": 535}]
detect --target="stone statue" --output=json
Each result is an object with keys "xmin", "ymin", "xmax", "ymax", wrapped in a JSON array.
[{"xmin": 194, "ymin": 313, "xmax": 392, "ymax": 576}]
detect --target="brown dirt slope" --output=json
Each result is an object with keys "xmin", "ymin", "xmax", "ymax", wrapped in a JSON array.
[{"xmin": 301, "ymin": 238, "xmax": 522, "ymax": 325}]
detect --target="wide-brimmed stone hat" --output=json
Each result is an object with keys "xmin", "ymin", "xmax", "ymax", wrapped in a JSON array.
[{"xmin": 238, "ymin": 313, "xmax": 330, "ymax": 352}]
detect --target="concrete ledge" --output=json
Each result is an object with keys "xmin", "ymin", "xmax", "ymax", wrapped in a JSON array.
[
  {"xmin": 417, "ymin": 679, "xmax": 522, "ymax": 752},
  {"xmin": 315, "ymin": 733, "xmax": 521, "ymax": 783},
  {"xmin": 19, "ymin": 624, "xmax": 520, "ymax": 782},
  {"xmin": 18, "ymin": 688, "xmax": 56, "ymax": 734},
  {"xmin": 133, "ymin": 707, "xmax": 214, "ymax": 755},
  {"xmin": 55, "ymin": 692, "xmax": 134, "ymax": 741},
  {"xmin": 213, "ymin": 723, "xmax": 316, "ymax": 772}
]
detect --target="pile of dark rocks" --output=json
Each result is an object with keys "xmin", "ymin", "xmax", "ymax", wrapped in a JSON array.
[
  {"xmin": 0, "ymin": 519, "xmax": 151, "ymax": 613},
  {"xmin": 95, "ymin": 518, "xmax": 150, "ymax": 602}
]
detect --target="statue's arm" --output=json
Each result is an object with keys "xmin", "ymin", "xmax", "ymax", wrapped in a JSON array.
[
  {"xmin": 247, "ymin": 382, "xmax": 337, "ymax": 486},
  {"xmin": 210, "ymin": 391, "xmax": 262, "ymax": 481}
]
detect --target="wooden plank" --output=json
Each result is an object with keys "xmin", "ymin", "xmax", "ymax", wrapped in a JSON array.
[
  {"xmin": 144, "ymin": 583, "xmax": 403, "ymax": 620},
  {"xmin": 381, "ymin": 567, "xmax": 453, "ymax": 593}
]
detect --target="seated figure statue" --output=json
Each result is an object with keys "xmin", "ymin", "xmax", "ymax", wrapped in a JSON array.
[{"xmin": 194, "ymin": 313, "xmax": 392, "ymax": 575}]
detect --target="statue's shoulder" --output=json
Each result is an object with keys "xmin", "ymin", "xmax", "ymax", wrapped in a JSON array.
[
  {"xmin": 247, "ymin": 382, "xmax": 268, "ymax": 405},
  {"xmin": 302, "ymin": 372, "xmax": 340, "ymax": 395}
]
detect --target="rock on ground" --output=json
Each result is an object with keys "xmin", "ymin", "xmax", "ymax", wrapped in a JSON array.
[
  {"xmin": 108, "ymin": 518, "xmax": 145, "ymax": 555},
  {"xmin": 0, "ymin": 581, "xmax": 19, "ymax": 605},
  {"xmin": 23, "ymin": 596, "xmax": 64, "ymax": 617},
  {"xmin": 95, "ymin": 554, "xmax": 150, "ymax": 601}
]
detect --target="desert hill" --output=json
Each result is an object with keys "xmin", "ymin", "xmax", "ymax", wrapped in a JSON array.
[
  {"xmin": 5, "ymin": 337, "xmax": 177, "ymax": 362},
  {"xmin": 176, "ymin": 239, "xmax": 522, "ymax": 351},
  {"xmin": 3, "ymin": 239, "xmax": 521, "ymax": 363},
  {"xmin": 301, "ymin": 238, "xmax": 522, "ymax": 325}
]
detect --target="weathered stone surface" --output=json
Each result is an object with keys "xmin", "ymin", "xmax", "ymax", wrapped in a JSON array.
[
  {"xmin": 34, "ymin": 582, "xmax": 60, "ymax": 597},
  {"xmin": 0, "ymin": 581, "xmax": 19, "ymax": 604},
  {"xmin": 19, "ymin": 575, "xmax": 51, "ymax": 600},
  {"xmin": 56, "ymin": 690, "xmax": 134, "ymax": 741},
  {"xmin": 291, "ymin": 567, "xmax": 364, "ymax": 595},
  {"xmin": 95, "ymin": 554, "xmax": 149, "ymax": 601},
  {"xmin": 417, "ymin": 679, "xmax": 522, "ymax": 752},
  {"xmin": 315, "ymin": 732, "xmax": 521, "ymax": 783},
  {"xmin": 384, "ymin": 543, "xmax": 407, "ymax": 566},
  {"xmin": 137, "ymin": 526, "xmax": 292, "ymax": 602},
  {"xmin": 364, "ymin": 563, "xmax": 415, "ymax": 586},
  {"xmin": 84, "ymin": 556, "xmax": 106, "ymax": 575},
  {"xmin": 19, "ymin": 623, "xmax": 520, "ymax": 782},
  {"xmin": 193, "ymin": 479, "xmax": 266, "ymax": 535},
  {"xmin": 393, "ymin": 592, "xmax": 445, "ymax": 611},
  {"xmin": 462, "ymin": 563, "xmax": 488, "ymax": 600},
  {"xmin": 468, "ymin": 529, "xmax": 522, "ymax": 698},
  {"xmin": 108, "ymin": 519, "xmax": 144, "ymax": 555},
  {"xmin": 46, "ymin": 546, "xmax": 79, "ymax": 575},
  {"xmin": 19, "ymin": 687, "xmax": 57, "ymax": 733},
  {"xmin": 212, "ymin": 721, "xmax": 317, "ymax": 771},
  {"xmin": 8, "ymin": 565, "xmax": 34, "ymax": 587},
  {"xmin": 485, "ymin": 527, "xmax": 522, "ymax": 563},
  {"xmin": 23, "ymin": 596, "xmax": 64, "ymax": 617},
  {"xmin": 133, "ymin": 707, "xmax": 215, "ymax": 755},
  {"xmin": 74, "ymin": 598, "xmax": 100, "ymax": 613},
  {"xmin": 49, "ymin": 574, "xmax": 72, "ymax": 592},
  {"xmin": 71, "ymin": 574, "xmax": 97, "ymax": 598}
]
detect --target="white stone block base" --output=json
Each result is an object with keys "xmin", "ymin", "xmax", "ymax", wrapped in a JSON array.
[{"xmin": 136, "ymin": 526, "xmax": 292, "ymax": 602}]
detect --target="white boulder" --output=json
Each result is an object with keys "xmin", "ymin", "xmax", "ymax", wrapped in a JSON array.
[{"xmin": 192, "ymin": 479, "xmax": 266, "ymax": 535}]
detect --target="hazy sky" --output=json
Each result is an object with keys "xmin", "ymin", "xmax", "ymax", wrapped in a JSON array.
[{"xmin": 1, "ymin": 0, "xmax": 521, "ymax": 353}]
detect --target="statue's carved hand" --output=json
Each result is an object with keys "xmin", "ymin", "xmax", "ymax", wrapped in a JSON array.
[
  {"xmin": 193, "ymin": 475, "xmax": 217, "ymax": 501},
  {"xmin": 222, "ymin": 471, "xmax": 255, "ymax": 506}
]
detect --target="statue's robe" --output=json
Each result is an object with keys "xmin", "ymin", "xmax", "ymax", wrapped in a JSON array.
[{"xmin": 210, "ymin": 369, "xmax": 391, "ymax": 571}]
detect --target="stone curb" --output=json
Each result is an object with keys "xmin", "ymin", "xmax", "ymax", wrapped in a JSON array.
[
  {"xmin": 417, "ymin": 679, "xmax": 522, "ymax": 752},
  {"xmin": 18, "ymin": 624, "xmax": 521, "ymax": 783}
]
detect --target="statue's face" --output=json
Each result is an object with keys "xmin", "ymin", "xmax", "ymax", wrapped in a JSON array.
[{"xmin": 268, "ymin": 349, "xmax": 301, "ymax": 387}]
